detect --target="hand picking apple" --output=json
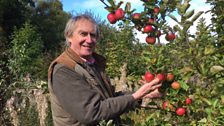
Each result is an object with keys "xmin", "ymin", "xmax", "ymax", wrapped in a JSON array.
[{"xmin": 132, "ymin": 78, "xmax": 162, "ymax": 100}]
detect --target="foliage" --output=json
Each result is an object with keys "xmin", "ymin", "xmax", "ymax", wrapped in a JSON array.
[
  {"xmin": 30, "ymin": 0, "xmax": 71, "ymax": 80},
  {"xmin": 131, "ymin": 8, "xmax": 223, "ymax": 126},
  {"xmin": 1, "ymin": 0, "xmax": 224, "ymax": 125},
  {"xmin": 169, "ymin": 0, "xmax": 203, "ymax": 43},
  {"xmin": 0, "ymin": 0, "xmax": 36, "ymax": 104},
  {"xmin": 31, "ymin": 0, "xmax": 71, "ymax": 54},
  {"xmin": 97, "ymin": 22, "xmax": 147, "ymax": 79},
  {"xmin": 102, "ymin": 0, "xmax": 179, "ymax": 45},
  {"xmin": 206, "ymin": 0, "xmax": 224, "ymax": 47},
  {"xmin": 9, "ymin": 21, "xmax": 44, "ymax": 79},
  {"xmin": 0, "ymin": 0, "xmax": 71, "ymax": 82},
  {"xmin": 122, "ymin": 18, "xmax": 224, "ymax": 124},
  {"xmin": 19, "ymin": 105, "xmax": 39, "ymax": 126},
  {"xmin": 101, "ymin": 0, "xmax": 224, "ymax": 125},
  {"xmin": 0, "ymin": 0, "xmax": 68, "ymax": 125},
  {"xmin": 0, "ymin": 0, "xmax": 34, "ymax": 37}
]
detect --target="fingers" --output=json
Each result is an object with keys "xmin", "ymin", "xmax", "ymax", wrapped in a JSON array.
[
  {"xmin": 139, "ymin": 76, "xmax": 160, "ymax": 85},
  {"xmin": 149, "ymin": 78, "xmax": 160, "ymax": 85},
  {"xmin": 150, "ymin": 83, "xmax": 162, "ymax": 91},
  {"xmin": 133, "ymin": 78, "xmax": 161, "ymax": 100},
  {"xmin": 144, "ymin": 92, "xmax": 162, "ymax": 98},
  {"xmin": 144, "ymin": 88, "xmax": 163, "ymax": 98},
  {"xmin": 143, "ymin": 78, "xmax": 160, "ymax": 89}
]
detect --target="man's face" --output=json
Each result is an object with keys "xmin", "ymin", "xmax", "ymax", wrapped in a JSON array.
[{"xmin": 68, "ymin": 19, "xmax": 97, "ymax": 59}]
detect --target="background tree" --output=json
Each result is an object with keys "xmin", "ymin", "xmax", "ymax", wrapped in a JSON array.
[
  {"xmin": 0, "ymin": 0, "xmax": 70, "ymax": 125},
  {"xmin": 31, "ymin": 0, "xmax": 71, "ymax": 55},
  {"xmin": 30, "ymin": 0, "xmax": 71, "ymax": 79},
  {"xmin": 97, "ymin": 23, "xmax": 146, "ymax": 79},
  {"xmin": 206, "ymin": 0, "xmax": 224, "ymax": 47},
  {"xmin": 0, "ymin": 0, "xmax": 35, "ymax": 85},
  {"xmin": 195, "ymin": 18, "xmax": 214, "ymax": 44},
  {"xmin": 9, "ymin": 21, "xmax": 44, "ymax": 80}
]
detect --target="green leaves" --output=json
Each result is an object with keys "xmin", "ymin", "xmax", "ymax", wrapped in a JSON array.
[
  {"xmin": 183, "ymin": 9, "xmax": 194, "ymax": 19},
  {"xmin": 168, "ymin": 14, "xmax": 179, "ymax": 24},
  {"xmin": 9, "ymin": 22, "xmax": 44, "ymax": 79},
  {"xmin": 191, "ymin": 11, "xmax": 204, "ymax": 22},
  {"xmin": 107, "ymin": 0, "xmax": 116, "ymax": 7},
  {"xmin": 169, "ymin": 0, "xmax": 204, "ymax": 42},
  {"xmin": 179, "ymin": 80, "xmax": 189, "ymax": 91},
  {"xmin": 182, "ymin": 0, "xmax": 191, "ymax": 14},
  {"xmin": 204, "ymin": 46, "xmax": 215, "ymax": 55}
]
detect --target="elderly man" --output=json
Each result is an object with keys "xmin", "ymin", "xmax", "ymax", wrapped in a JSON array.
[{"xmin": 48, "ymin": 14, "xmax": 162, "ymax": 126}]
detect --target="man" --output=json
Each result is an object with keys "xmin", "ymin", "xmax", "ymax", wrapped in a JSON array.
[{"xmin": 48, "ymin": 14, "xmax": 162, "ymax": 126}]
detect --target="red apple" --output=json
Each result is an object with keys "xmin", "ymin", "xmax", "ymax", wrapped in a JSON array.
[
  {"xmin": 166, "ymin": 73, "xmax": 175, "ymax": 82},
  {"xmin": 176, "ymin": 107, "xmax": 186, "ymax": 116},
  {"xmin": 165, "ymin": 32, "xmax": 176, "ymax": 41},
  {"xmin": 143, "ymin": 25, "xmax": 154, "ymax": 33},
  {"xmin": 185, "ymin": 97, "xmax": 192, "ymax": 105},
  {"xmin": 115, "ymin": 8, "xmax": 125, "ymax": 20},
  {"xmin": 171, "ymin": 81, "xmax": 181, "ymax": 90},
  {"xmin": 148, "ymin": 18, "xmax": 155, "ymax": 24},
  {"xmin": 154, "ymin": 7, "xmax": 160, "ymax": 14},
  {"xmin": 132, "ymin": 13, "xmax": 141, "ymax": 20},
  {"xmin": 144, "ymin": 71, "xmax": 155, "ymax": 82},
  {"xmin": 145, "ymin": 36, "xmax": 156, "ymax": 44},
  {"xmin": 107, "ymin": 13, "xmax": 117, "ymax": 24},
  {"xmin": 156, "ymin": 73, "xmax": 166, "ymax": 82},
  {"xmin": 162, "ymin": 101, "xmax": 168, "ymax": 109}
]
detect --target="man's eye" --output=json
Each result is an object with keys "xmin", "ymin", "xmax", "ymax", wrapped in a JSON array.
[
  {"xmin": 90, "ymin": 33, "xmax": 96, "ymax": 38},
  {"xmin": 81, "ymin": 32, "xmax": 88, "ymax": 36}
]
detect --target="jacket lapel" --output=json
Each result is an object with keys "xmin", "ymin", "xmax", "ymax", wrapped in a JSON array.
[{"xmin": 65, "ymin": 48, "xmax": 112, "ymax": 98}]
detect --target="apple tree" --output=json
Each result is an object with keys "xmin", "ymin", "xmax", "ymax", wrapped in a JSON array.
[{"xmin": 100, "ymin": 0, "xmax": 224, "ymax": 125}]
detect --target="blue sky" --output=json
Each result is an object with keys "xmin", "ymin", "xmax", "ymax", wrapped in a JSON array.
[
  {"xmin": 61, "ymin": 0, "xmax": 112, "ymax": 20},
  {"xmin": 61, "ymin": 0, "xmax": 212, "ymax": 43}
]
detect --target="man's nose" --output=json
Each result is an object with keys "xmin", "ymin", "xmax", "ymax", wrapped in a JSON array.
[{"xmin": 86, "ymin": 34, "xmax": 92, "ymax": 43}]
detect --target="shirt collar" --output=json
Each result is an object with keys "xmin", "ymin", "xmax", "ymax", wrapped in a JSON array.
[{"xmin": 80, "ymin": 57, "xmax": 95, "ymax": 65}]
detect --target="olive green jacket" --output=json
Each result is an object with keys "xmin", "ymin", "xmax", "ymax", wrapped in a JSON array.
[{"xmin": 48, "ymin": 48, "xmax": 138, "ymax": 126}]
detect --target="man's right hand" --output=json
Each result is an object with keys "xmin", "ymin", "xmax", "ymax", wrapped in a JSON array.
[{"xmin": 132, "ymin": 78, "xmax": 162, "ymax": 100}]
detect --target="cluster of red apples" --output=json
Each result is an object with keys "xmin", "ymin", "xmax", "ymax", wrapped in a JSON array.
[
  {"xmin": 144, "ymin": 71, "xmax": 192, "ymax": 116},
  {"xmin": 107, "ymin": 6, "xmax": 176, "ymax": 45},
  {"xmin": 107, "ymin": 8, "xmax": 125, "ymax": 24}
]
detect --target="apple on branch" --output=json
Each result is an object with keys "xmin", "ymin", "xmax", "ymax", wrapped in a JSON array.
[
  {"xmin": 154, "ymin": 6, "xmax": 160, "ymax": 14},
  {"xmin": 166, "ymin": 73, "xmax": 175, "ymax": 82},
  {"xmin": 176, "ymin": 107, "xmax": 186, "ymax": 116},
  {"xmin": 156, "ymin": 73, "xmax": 166, "ymax": 82},
  {"xmin": 115, "ymin": 8, "xmax": 125, "ymax": 20},
  {"xmin": 165, "ymin": 32, "xmax": 176, "ymax": 41},
  {"xmin": 145, "ymin": 36, "xmax": 156, "ymax": 45},
  {"xmin": 171, "ymin": 81, "xmax": 181, "ymax": 90},
  {"xmin": 132, "ymin": 13, "xmax": 141, "ymax": 21},
  {"xmin": 144, "ymin": 71, "xmax": 155, "ymax": 82},
  {"xmin": 143, "ymin": 25, "xmax": 154, "ymax": 33},
  {"xmin": 107, "ymin": 13, "xmax": 117, "ymax": 24}
]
